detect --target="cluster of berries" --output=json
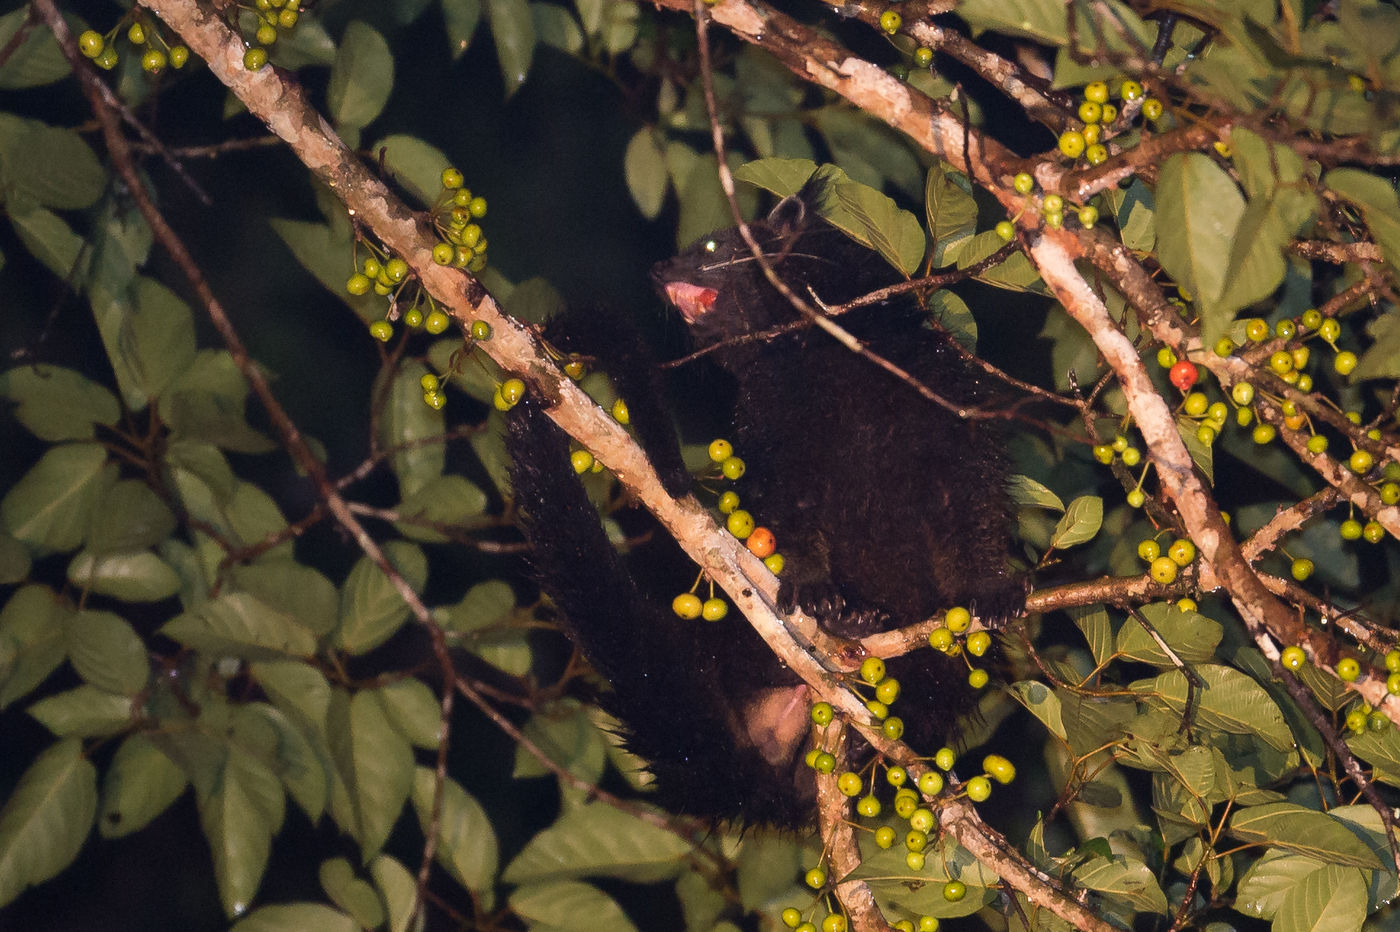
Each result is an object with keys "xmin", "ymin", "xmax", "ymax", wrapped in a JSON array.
[
  {"xmin": 78, "ymin": 16, "xmax": 190, "ymax": 73},
  {"xmin": 1135, "ymin": 536, "xmax": 1198, "ymax": 587},
  {"xmin": 925, "ymin": 607, "xmax": 993, "ymax": 689},
  {"xmin": 997, "ymin": 172, "xmax": 1099, "ymax": 240},
  {"xmin": 671, "ymin": 438, "xmax": 783, "ymax": 620},
  {"xmin": 1282, "ymin": 646, "xmax": 1400, "ymax": 733},
  {"xmin": 1057, "ymin": 78, "xmax": 1163, "ymax": 166},
  {"xmin": 240, "ymin": 0, "xmax": 303, "ymax": 71}
]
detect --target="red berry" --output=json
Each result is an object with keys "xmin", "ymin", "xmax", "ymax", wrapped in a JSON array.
[{"xmin": 1168, "ymin": 360, "xmax": 1197, "ymax": 391}]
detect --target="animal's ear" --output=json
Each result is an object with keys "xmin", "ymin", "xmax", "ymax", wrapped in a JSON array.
[{"xmin": 766, "ymin": 189, "xmax": 811, "ymax": 234}]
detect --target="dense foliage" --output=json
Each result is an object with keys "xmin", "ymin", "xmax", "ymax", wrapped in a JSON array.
[{"xmin": 1, "ymin": 0, "xmax": 1398, "ymax": 930}]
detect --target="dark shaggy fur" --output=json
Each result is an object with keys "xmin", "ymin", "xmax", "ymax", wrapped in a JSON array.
[{"xmin": 506, "ymin": 180, "xmax": 1025, "ymax": 826}]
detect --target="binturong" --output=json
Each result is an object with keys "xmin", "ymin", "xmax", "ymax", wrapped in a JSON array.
[{"xmin": 506, "ymin": 168, "xmax": 1027, "ymax": 827}]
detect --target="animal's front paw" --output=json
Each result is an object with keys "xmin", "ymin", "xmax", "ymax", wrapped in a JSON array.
[{"xmin": 964, "ymin": 573, "xmax": 1032, "ymax": 630}]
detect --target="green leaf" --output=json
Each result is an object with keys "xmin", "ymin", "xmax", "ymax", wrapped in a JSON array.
[
  {"xmin": 199, "ymin": 751, "xmax": 284, "ymax": 919},
  {"xmin": 1, "ymin": 443, "xmax": 112, "ymax": 555},
  {"xmin": 0, "ymin": 534, "xmax": 29, "ymax": 585},
  {"xmin": 411, "ymin": 767, "xmax": 498, "ymax": 904},
  {"xmin": 64, "ymin": 610, "xmax": 148, "ymax": 695},
  {"xmin": 926, "ymin": 163, "xmax": 978, "ymax": 266},
  {"xmin": 733, "ymin": 157, "xmax": 817, "ymax": 197},
  {"xmin": 269, "ymin": 217, "xmax": 379, "ymax": 321},
  {"xmin": 0, "ymin": 585, "xmax": 69, "ymax": 709},
  {"xmin": 514, "ymin": 700, "xmax": 605, "ymax": 782},
  {"xmin": 811, "ymin": 111, "xmax": 921, "ymax": 199},
  {"xmin": 440, "ymin": 0, "xmax": 483, "ymax": 58},
  {"xmin": 0, "ymin": 739, "xmax": 96, "ymax": 908},
  {"xmin": 1048, "ymin": 495, "xmax": 1102, "ymax": 549},
  {"xmin": 0, "ymin": 9, "xmax": 72, "ymax": 88},
  {"xmin": 487, "ymin": 0, "xmax": 536, "ymax": 97},
  {"xmin": 395, "ymin": 474, "xmax": 488, "ymax": 543},
  {"xmin": 329, "ymin": 689, "xmax": 415, "ymax": 861},
  {"xmin": 1229, "ymin": 802, "xmax": 1384, "ymax": 869},
  {"xmin": 240, "ymin": 702, "xmax": 329, "ymax": 821},
  {"xmin": 251, "ymin": 660, "xmax": 332, "ymax": 736},
  {"xmin": 373, "ymin": 678, "xmax": 442, "ymax": 749},
  {"xmin": 318, "ymin": 858, "xmax": 385, "ymax": 929},
  {"xmin": 98, "ymin": 733, "xmax": 187, "ymax": 838},
  {"xmin": 0, "ymin": 364, "xmax": 120, "ymax": 442},
  {"xmin": 511, "ymin": 880, "xmax": 639, "ymax": 932},
  {"xmin": 1356, "ymin": 310, "xmax": 1400, "ymax": 380},
  {"xmin": 8, "ymin": 200, "xmax": 84, "ymax": 280},
  {"xmin": 328, "ymin": 22, "xmax": 394, "ymax": 130},
  {"xmin": 1072, "ymin": 854, "xmax": 1168, "ymax": 915},
  {"xmin": 1131, "ymin": 664, "xmax": 1295, "ymax": 753},
  {"xmin": 822, "ymin": 178, "xmax": 926, "ymax": 276},
  {"xmin": 369, "ymin": 134, "xmax": 452, "ymax": 208},
  {"xmin": 503, "ymin": 802, "xmax": 692, "ymax": 884},
  {"xmin": 1236, "ymin": 850, "xmax": 1323, "ymax": 920},
  {"xmin": 377, "ymin": 361, "xmax": 446, "ymax": 498},
  {"xmin": 445, "ymin": 579, "xmax": 516, "ymax": 633},
  {"xmin": 956, "ymin": 0, "xmax": 1068, "ymax": 43},
  {"xmin": 66, "ymin": 549, "xmax": 182, "ymax": 603},
  {"xmin": 1114, "ymin": 603, "xmax": 1223, "ymax": 665},
  {"xmin": 624, "ymin": 128, "xmax": 668, "ymax": 220},
  {"xmin": 231, "ymin": 903, "xmax": 359, "ymax": 932},
  {"xmin": 370, "ymin": 854, "xmax": 418, "ymax": 932},
  {"xmin": 28, "ymin": 684, "xmax": 134, "ymax": 737},
  {"xmin": 1325, "ymin": 167, "xmax": 1400, "ymax": 275},
  {"xmin": 1155, "ymin": 153, "xmax": 1245, "ymax": 311},
  {"xmin": 161, "ymin": 349, "xmax": 275, "ymax": 453},
  {"xmin": 231, "ymin": 562, "xmax": 339, "ymax": 638},
  {"xmin": 1006, "ymin": 474, "xmax": 1064, "ymax": 511},
  {"xmin": 535, "ymin": 3, "xmax": 584, "ymax": 52},
  {"xmin": 1209, "ymin": 190, "xmax": 1314, "ymax": 341},
  {"xmin": 91, "ymin": 275, "xmax": 198, "ymax": 412},
  {"xmin": 86, "ymin": 479, "xmax": 177, "ymax": 554},
  {"xmin": 336, "ymin": 540, "xmax": 427, "ymax": 655},
  {"xmin": 161, "ymin": 592, "xmax": 318, "ymax": 660},
  {"xmin": 1008, "ymin": 680, "xmax": 1066, "ymax": 742},
  {"xmin": 0, "ymin": 115, "xmax": 106, "ymax": 210}
]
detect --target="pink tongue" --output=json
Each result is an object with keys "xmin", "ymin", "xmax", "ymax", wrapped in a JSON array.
[{"xmin": 664, "ymin": 282, "xmax": 719, "ymax": 320}]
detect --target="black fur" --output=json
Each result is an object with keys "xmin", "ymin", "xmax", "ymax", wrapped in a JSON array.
[{"xmin": 506, "ymin": 179, "xmax": 1024, "ymax": 826}]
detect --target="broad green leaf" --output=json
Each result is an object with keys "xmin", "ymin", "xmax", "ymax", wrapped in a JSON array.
[
  {"xmin": 502, "ymin": 276, "xmax": 566, "ymax": 325},
  {"xmin": 1229, "ymin": 802, "xmax": 1384, "ymax": 869},
  {"xmin": 0, "ymin": 364, "xmax": 120, "ymax": 442},
  {"xmin": 91, "ymin": 275, "xmax": 198, "ymax": 412},
  {"xmin": 0, "ymin": 9, "xmax": 72, "ymax": 87},
  {"xmin": 1131, "ymin": 664, "xmax": 1294, "ymax": 752},
  {"xmin": 446, "ymin": 579, "xmax": 516, "ymax": 633},
  {"xmin": 514, "ymin": 700, "xmax": 605, "ymax": 782},
  {"xmin": 1230, "ymin": 128, "xmax": 1306, "ymax": 200},
  {"xmin": 86, "ymin": 479, "xmax": 177, "ymax": 554},
  {"xmin": 231, "ymin": 903, "xmax": 358, "ymax": 932},
  {"xmin": 395, "ymin": 474, "xmax": 488, "ymax": 543},
  {"xmin": 733, "ymin": 157, "xmax": 817, "ymax": 198},
  {"xmin": 269, "ymin": 218, "xmax": 379, "ymax": 321},
  {"xmin": 441, "ymin": 0, "xmax": 483, "ymax": 58},
  {"xmin": 1356, "ymin": 311, "xmax": 1400, "ymax": 380},
  {"xmin": 239, "ymin": 702, "xmax": 329, "ymax": 821},
  {"xmin": 369, "ymin": 134, "xmax": 452, "ymax": 208},
  {"xmin": 1209, "ymin": 190, "xmax": 1314, "ymax": 341},
  {"xmin": 336, "ymin": 540, "xmax": 427, "ymax": 654},
  {"xmin": 161, "ymin": 349, "xmax": 275, "ymax": 453},
  {"xmin": 370, "ymin": 854, "xmax": 418, "ymax": 932},
  {"xmin": 8, "ymin": 200, "xmax": 83, "ymax": 280},
  {"xmin": 511, "ymin": 880, "xmax": 638, "ymax": 932},
  {"xmin": 503, "ymin": 802, "xmax": 692, "ymax": 884},
  {"xmin": 411, "ymin": 767, "xmax": 498, "ymax": 904},
  {"xmin": 1325, "ymin": 167, "xmax": 1400, "ymax": 277},
  {"xmin": 1048, "ymin": 495, "xmax": 1102, "ymax": 550},
  {"xmin": 329, "ymin": 689, "xmax": 414, "ymax": 861},
  {"xmin": 377, "ymin": 362, "xmax": 445, "ymax": 498},
  {"xmin": 0, "ymin": 115, "xmax": 106, "ymax": 210},
  {"xmin": 1236, "ymin": 850, "xmax": 1322, "ymax": 920},
  {"xmin": 0, "ymin": 534, "xmax": 29, "ymax": 585},
  {"xmin": 28, "ymin": 684, "xmax": 134, "ymax": 737},
  {"xmin": 956, "ymin": 0, "xmax": 1068, "ymax": 43},
  {"xmin": 1008, "ymin": 680, "xmax": 1066, "ymax": 741},
  {"xmin": 823, "ymin": 179, "xmax": 926, "ymax": 276},
  {"xmin": 98, "ymin": 733, "xmax": 187, "ymax": 838},
  {"xmin": 1155, "ymin": 153, "xmax": 1244, "ymax": 311},
  {"xmin": 64, "ymin": 610, "xmax": 148, "ymax": 694},
  {"xmin": 1006, "ymin": 474, "xmax": 1064, "ymax": 511},
  {"xmin": 533, "ymin": 4, "xmax": 585, "ymax": 54},
  {"xmin": 0, "ymin": 739, "xmax": 96, "ymax": 908},
  {"xmin": 0, "ymin": 585, "xmax": 69, "ymax": 708},
  {"xmin": 161, "ymin": 592, "xmax": 318, "ymax": 660},
  {"xmin": 487, "ymin": 0, "xmax": 536, "ymax": 96},
  {"xmin": 1072, "ymin": 854, "xmax": 1168, "ymax": 914},
  {"xmin": 328, "ymin": 22, "xmax": 394, "ymax": 130},
  {"xmin": 231, "ymin": 562, "xmax": 339, "ymax": 638},
  {"xmin": 1114, "ymin": 603, "xmax": 1222, "ymax": 665},
  {"xmin": 66, "ymin": 549, "xmax": 182, "ymax": 603},
  {"xmin": 199, "ymin": 751, "xmax": 284, "ymax": 919},
  {"xmin": 596, "ymin": 0, "xmax": 638, "ymax": 54},
  {"xmin": 812, "ymin": 110, "xmax": 922, "ymax": 199},
  {"xmin": 928, "ymin": 288, "xmax": 976, "ymax": 351},
  {"xmin": 624, "ymin": 128, "xmax": 668, "ymax": 220},
  {"xmin": 373, "ymin": 678, "xmax": 441, "ymax": 749},
  {"xmin": 1, "ymin": 443, "xmax": 112, "ymax": 555},
  {"xmin": 319, "ymin": 858, "xmax": 385, "ymax": 929},
  {"xmin": 251, "ymin": 660, "xmax": 332, "ymax": 736},
  {"xmin": 926, "ymin": 163, "xmax": 978, "ymax": 266}
]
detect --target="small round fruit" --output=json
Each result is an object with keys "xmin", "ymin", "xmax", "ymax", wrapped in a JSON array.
[
  {"xmin": 1126, "ymin": 489, "xmax": 1145, "ymax": 509},
  {"xmin": 424, "ymin": 309, "xmax": 450, "ymax": 334},
  {"xmin": 928, "ymin": 627, "xmax": 953, "ymax": 652},
  {"xmin": 78, "ymin": 30, "xmax": 104, "ymax": 58},
  {"xmin": 708, "ymin": 438, "xmax": 733, "ymax": 462},
  {"xmin": 169, "ymin": 45, "xmax": 190, "ymax": 68},
  {"xmin": 893, "ymin": 788, "xmax": 918, "ymax": 817},
  {"xmin": 726, "ymin": 509, "xmax": 755, "ymax": 539},
  {"xmin": 1085, "ymin": 143, "xmax": 1108, "ymax": 165},
  {"xmin": 856, "ymin": 794, "xmax": 881, "ymax": 817},
  {"xmin": 1319, "ymin": 318, "xmax": 1341, "ymax": 342},
  {"xmin": 1386, "ymin": 650, "xmax": 1400, "ymax": 674},
  {"xmin": 879, "ymin": 10, "xmax": 902, "ymax": 33},
  {"xmin": 432, "ymin": 242, "xmax": 455, "ymax": 265},
  {"xmin": 721, "ymin": 455, "xmax": 746, "ymax": 479},
  {"xmin": 1349, "ymin": 449, "xmax": 1374, "ymax": 475},
  {"xmin": 995, "ymin": 220, "xmax": 1016, "ymax": 242},
  {"xmin": 1170, "ymin": 361, "xmax": 1199, "ymax": 391},
  {"xmin": 905, "ymin": 851, "xmax": 926, "ymax": 871},
  {"xmin": 984, "ymin": 754, "xmax": 1016, "ymax": 783},
  {"xmin": 1119, "ymin": 79, "xmax": 1143, "ymax": 100},
  {"xmin": 1121, "ymin": 447, "xmax": 1141, "ymax": 466},
  {"xmin": 471, "ymin": 320, "xmax": 492, "ymax": 341},
  {"xmin": 1013, "ymin": 172, "xmax": 1035, "ymax": 194},
  {"xmin": 570, "ymin": 449, "xmax": 594, "ymax": 474},
  {"xmin": 1269, "ymin": 350, "xmax": 1294, "ymax": 375},
  {"xmin": 423, "ymin": 391, "xmax": 445, "ymax": 410},
  {"xmin": 1043, "ymin": 193, "xmax": 1064, "ymax": 213},
  {"xmin": 1082, "ymin": 122, "xmax": 1102, "ymax": 145},
  {"xmin": 243, "ymin": 46, "xmax": 269, "ymax": 70},
  {"xmin": 1275, "ymin": 319, "xmax": 1297, "ymax": 339},
  {"xmin": 1292, "ymin": 346, "xmax": 1311, "ymax": 369},
  {"xmin": 1253, "ymin": 424, "xmax": 1277, "ymax": 445},
  {"xmin": 1196, "ymin": 425, "xmax": 1217, "ymax": 445},
  {"xmin": 746, "ymin": 527, "xmax": 776, "ymax": 558},
  {"xmin": 1214, "ymin": 337, "xmax": 1237, "ymax": 357},
  {"xmin": 821, "ymin": 914, "xmax": 847, "ymax": 932},
  {"xmin": 943, "ymin": 880, "xmax": 967, "ymax": 902},
  {"xmin": 718, "ymin": 491, "xmax": 740, "ymax": 514},
  {"xmin": 1306, "ymin": 434, "xmax": 1328, "ymax": 454},
  {"xmin": 1281, "ymin": 645, "xmax": 1306, "ymax": 670},
  {"xmin": 1078, "ymin": 100, "xmax": 1103, "ymax": 124},
  {"xmin": 1157, "ymin": 347, "xmax": 1178, "ymax": 368},
  {"xmin": 1168, "ymin": 538, "xmax": 1196, "ymax": 566},
  {"xmin": 1340, "ymin": 519, "xmax": 1363, "ymax": 540},
  {"xmin": 369, "ymin": 319, "xmax": 393, "ymax": 342},
  {"xmin": 609, "ymin": 398, "xmax": 629, "ymax": 424},
  {"xmin": 1290, "ymin": 558, "xmax": 1314, "ymax": 581},
  {"xmin": 385, "ymin": 257, "xmax": 409, "ymax": 282},
  {"xmin": 94, "ymin": 46, "xmax": 118, "ymax": 69},
  {"xmin": 865, "ymin": 699, "xmax": 889, "ymax": 720},
  {"xmin": 1335, "ymin": 351, "xmax": 1360, "ymax": 375},
  {"xmin": 1175, "ymin": 597, "xmax": 1197, "ymax": 612},
  {"xmin": 141, "ymin": 47, "xmax": 167, "ymax": 72},
  {"xmin": 918, "ymin": 770, "xmax": 944, "ymax": 795},
  {"xmin": 346, "ymin": 272, "xmax": 372, "ymax": 295},
  {"xmin": 1077, "ymin": 205, "xmax": 1099, "ymax": 228},
  {"xmin": 1337, "ymin": 657, "xmax": 1360, "ymax": 682},
  {"xmin": 1346, "ymin": 709, "xmax": 1368, "ymax": 733},
  {"xmin": 860, "ymin": 657, "xmax": 886, "ymax": 684},
  {"xmin": 1138, "ymin": 539, "xmax": 1161, "ymax": 562},
  {"xmin": 913, "ymin": 46, "xmax": 933, "ymax": 68},
  {"xmin": 128, "ymin": 22, "xmax": 147, "ymax": 44},
  {"xmin": 886, "ymin": 765, "xmax": 907, "ymax": 786},
  {"xmin": 1363, "ymin": 521, "xmax": 1385, "ymax": 544},
  {"xmin": 672, "ymin": 593, "xmax": 703, "ymax": 619},
  {"xmin": 420, "ymin": 373, "xmax": 440, "ymax": 392},
  {"xmin": 1389, "ymin": 673, "xmax": 1400, "ymax": 696},
  {"xmin": 764, "ymin": 553, "xmax": 785, "ymax": 574},
  {"xmin": 1141, "ymin": 97, "xmax": 1163, "ymax": 121},
  {"xmin": 805, "ymin": 867, "xmax": 827, "ymax": 889},
  {"xmin": 837, "ymin": 771, "xmax": 862, "ymax": 797},
  {"xmin": 403, "ymin": 308, "xmax": 424, "ymax": 329},
  {"xmin": 441, "ymin": 167, "xmax": 464, "ymax": 190},
  {"xmin": 1150, "ymin": 556, "xmax": 1179, "ymax": 584},
  {"xmin": 1093, "ymin": 444, "xmax": 1114, "ymax": 464},
  {"xmin": 1084, "ymin": 81, "xmax": 1109, "ymax": 103},
  {"xmin": 918, "ymin": 919, "xmax": 939, "ymax": 932},
  {"xmin": 875, "ymin": 826, "xmax": 897, "ymax": 848},
  {"xmin": 1370, "ymin": 711, "xmax": 1390, "ymax": 732},
  {"xmin": 255, "ymin": 23, "xmax": 278, "ymax": 46},
  {"xmin": 1183, "ymin": 392, "xmax": 1208, "ymax": 417},
  {"xmin": 1100, "ymin": 103, "xmax": 1117, "ymax": 122},
  {"xmin": 1381, "ymin": 483, "xmax": 1400, "ymax": 506},
  {"xmin": 811, "ymin": 702, "xmax": 834, "ymax": 725},
  {"xmin": 1058, "ymin": 129, "xmax": 1086, "ymax": 158},
  {"xmin": 882, "ymin": 716, "xmax": 904, "ymax": 740},
  {"xmin": 966, "ymin": 631, "xmax": 991, "ymax": 656},
  {"xmin": 876, "ymin": 677, "xmax": 900, "ymax": 704},
  {"xmin": 782, "ymin": 907, "xmax": 803, "ymax": 929},
  {"xmin": 945, "ymin": 606, "xmax": 971, "ymax": 633},
  {"xmin": 278, "ymin": 9, "xmax": 298, "ymax": 28},
  {"xmin": 905, "ymin": 828, "xmax": 928, "ymax": 851},
  {"xmin": 968, "ymin": 668, "xmax": 989, "ymax": 689},
  {"xmin": 701, "ymin": 597, "xmax": 728, "ymax": 621},
  {"xmin": 499, "ymin": 378, "xmax": 525, "ymax": 406}
]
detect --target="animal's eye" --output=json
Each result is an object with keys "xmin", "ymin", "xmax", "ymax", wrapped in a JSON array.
[{"xmin": 704, "ymin": 239, "xmax": 718, "ymax": 253}]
